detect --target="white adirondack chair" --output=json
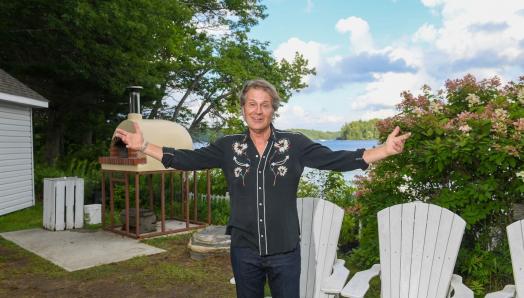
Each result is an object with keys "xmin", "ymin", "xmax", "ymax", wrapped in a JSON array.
[
  {"xmin": 485, "ymin": 219, "xmax": 524, "ymax": 298},
  {"xmin": 341, "ymin": 202, "xmax": 473, "ymax": 298},
  {"xmin": 230, "ymin": 197, "xmax": 350, "ymax": 298},
  {"xmin": 298, "ymin": 197, "xmax": 350, "ymax": 298}
]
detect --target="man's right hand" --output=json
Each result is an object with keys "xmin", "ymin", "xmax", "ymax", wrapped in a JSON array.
[{"xmin": 115, "ymin": 122, "xmax": 144, "ymax": 151}]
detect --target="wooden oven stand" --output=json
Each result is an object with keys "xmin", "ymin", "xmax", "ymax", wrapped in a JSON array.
[{"xmin": 100, "ymin": 169, "xmax": 212, "ymax": 239}]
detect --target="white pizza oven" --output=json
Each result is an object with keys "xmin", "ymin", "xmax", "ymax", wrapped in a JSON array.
[{"xmin": 99, "ymin": 87, "xmax": 193, "ymax": 171}]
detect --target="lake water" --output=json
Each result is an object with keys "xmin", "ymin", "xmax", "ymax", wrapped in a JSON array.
[{"xmin": 312, "ymin": 139, "xmax": 379, "ymax": 182}]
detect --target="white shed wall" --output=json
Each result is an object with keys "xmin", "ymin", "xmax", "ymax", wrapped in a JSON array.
[{"xmin": 0, "ymin": 101, "xmax": 35, "ymax": 215}]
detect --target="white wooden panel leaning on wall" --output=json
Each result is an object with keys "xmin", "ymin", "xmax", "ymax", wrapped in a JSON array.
[{"xmin": 0, "ymin": 101, "xmax": 35, "ymax": 215}]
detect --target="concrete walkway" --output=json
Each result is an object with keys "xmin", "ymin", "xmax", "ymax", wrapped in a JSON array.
[{"xmin": 0, "ymin": 228, "xmax": 165, "ymax": 272}]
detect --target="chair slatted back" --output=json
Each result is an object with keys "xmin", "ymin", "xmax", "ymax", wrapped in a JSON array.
[
  {"xmin": 377, "ymin": 202, "xmax": 466, "ymax": 298},
  {"xmin": 298, "ymin": 198, "xmax": 344, "ymax": 298},
  {"xmin": 507, "ymin": 220, "xmax": 524, "ymax": 297}
]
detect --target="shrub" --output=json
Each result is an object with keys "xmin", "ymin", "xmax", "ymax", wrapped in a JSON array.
[{"xmin": 350, "ymin": 75, "xmax": 524, "ymax": 294}]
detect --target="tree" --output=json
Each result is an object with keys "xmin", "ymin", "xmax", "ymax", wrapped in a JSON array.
[
  {"xmin": 340, "ymin": 119, "xmax": 380, "ymax": 140},
  {"xmin": 148, "ymin": 34, "xmax": 314, "ymax": 136},
  {"xmin": 0, "ymin": 0, "xmax": 312, "ymax": 163}
]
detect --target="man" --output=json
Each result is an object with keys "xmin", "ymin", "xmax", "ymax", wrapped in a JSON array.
[{"xmin": 115, "ymin": 79, "xmax": 410, "ymax": 298}]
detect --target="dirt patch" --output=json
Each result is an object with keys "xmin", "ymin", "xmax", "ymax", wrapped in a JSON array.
[{"xmin": 0, "ymin": 233, "xmax": 236, "ymax": 298}]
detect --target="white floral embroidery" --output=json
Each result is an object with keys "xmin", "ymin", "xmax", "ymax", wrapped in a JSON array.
[
  {"xmin": 270, "ymin": 155, "xmax": 290, "ymax": 185},
  {"xmin": 233, "ymin": 142, "xmax": 248, "ymax": 156},
  {"xmin": 233, "ymin": 156, "xmax": 250, "ymax": 167},
  {"xmin": 234, "ymin": 167, "xmax": 242, "ymax": 177},
  {"xmin": 274, "ymin": 138, "xmax": 290, "ymax": 153},
  {"xmin": 232, "ymin": 145, "xmax": 250, "ymax": 185},
  {"xmin": 277, "ymin": 166, "xmax": 287, "ymax": 176},
  {"xmin": 270, "ymin": 155, "xmax": 289, "ymax": 167}
]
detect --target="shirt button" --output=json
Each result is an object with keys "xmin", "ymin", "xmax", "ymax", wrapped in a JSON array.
[
  {"xmin": 258, "ymin": 187, "xmax": 261, "ymax": 189},
  {"xmin": 261, "ymin": 235, "xmax": 264, "ymax": 238},
  {"xmin": 260, "ymin": 219, "xmax": 263, "ymax": 222},
  {"xmin": 259, "ymin": 171, "xmax": 262, "ymax": 174},
  {"xmin": 259, "ymin": 203, "xmax": 262, "ymax": 206},
  {"xmin": 262, "ymin": 155, "xmax": 265, "ymax": 158},
  {"xmin": 256, "ymin": 155, "xmax": 259, "ymax": 158}
]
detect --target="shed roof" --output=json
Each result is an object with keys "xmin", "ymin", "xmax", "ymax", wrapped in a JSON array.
[{"xmin": 0, "ymin": 68, "xmax": 48, "ymax": 108}]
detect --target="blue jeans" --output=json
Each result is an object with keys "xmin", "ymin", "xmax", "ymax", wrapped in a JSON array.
[{"xmin": 230, "ymin": 245, "xmax": 301, "ymax": 298}]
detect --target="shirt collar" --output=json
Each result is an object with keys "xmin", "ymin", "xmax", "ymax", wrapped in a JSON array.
[{"xmin": 242, "ymin": 124, "xmax": 277, "ymax": 143}]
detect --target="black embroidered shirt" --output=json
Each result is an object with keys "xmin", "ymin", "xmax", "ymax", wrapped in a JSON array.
[{"xmin": 161, "ymin": 126, "xmax": 368, "ymax": 256}]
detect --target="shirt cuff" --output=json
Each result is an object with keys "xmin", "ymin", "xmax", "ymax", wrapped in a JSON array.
[
  {"xmin": 161, "ymin": 147, "xmax": 176, "ymax": 169},
  {"xmin": 354, "ymin": 148, "xmax": 369, "ymax": 170}
]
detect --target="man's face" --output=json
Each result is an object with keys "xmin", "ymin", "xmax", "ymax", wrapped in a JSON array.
[{"xmin": 242, "ymin": 88, "xmax": 274, "ymax": 133}]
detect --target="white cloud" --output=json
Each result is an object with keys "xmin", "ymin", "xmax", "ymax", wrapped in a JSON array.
[
  {"xmin": 351, "ymin": 72, "xmax": 431, "ymax": 110},
  {"xmin": 274, "ymin": 37, "xmax": 337, "ymax": 88},
  {"xmin": 272, "ymin": 2, "xmax": 524, "ymax": 130},
  {"xmin": 420, "ymin": 0, "xmax": 444, "ymax": 8},
  {"xmin": 360, "ymin": 109, "xmax": 398, "ymax": 121},
  {"xmin": 412, "ymin": 23, "xmax": 438, "ymax": 43},
  {"xmin": 274, "ymin": 104, "xmax": 345, "ymax": 130},
  {"xmin": 274, "ymin": 37, "xmax": 332, "ymax": 68},
  {"xmin": 335, "ymin": 16, "xmax": 374, "ymax": 54},
  {"xmin": 416, "ymin": 0, "xmax": 524, "ymax": 61},
  {"xmin": 387, "ymin": 46, "xmax": 425, "ymax": 68}
]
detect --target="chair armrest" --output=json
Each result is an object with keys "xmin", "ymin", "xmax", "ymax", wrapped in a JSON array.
[
  {"xmin": 340, "ymin": 264, "xmax": 380, "ymax": 298},
  {"xmin": 485, "ymin": 285, "xmax": 516, "ymax": 298},
  {"xmin": 321, "ymin": 259, "xmax": 350, "ymax": 294},
  {"xmin": 448, "ymin": 274, "xmax": 473, "ymax": 298}
]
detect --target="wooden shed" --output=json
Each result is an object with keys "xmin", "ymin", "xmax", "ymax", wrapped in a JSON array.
[{"xmin": 0, "ymin": 68, "xmax": 48, "ymax": 215}]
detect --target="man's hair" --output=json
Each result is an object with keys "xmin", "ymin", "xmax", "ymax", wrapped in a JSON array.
[{"xmin": 239, "ymin": 79, "xmax": 281, "ymax": 111}]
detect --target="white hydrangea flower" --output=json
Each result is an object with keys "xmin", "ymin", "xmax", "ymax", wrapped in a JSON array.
[
  {"xmin": 518, "ymin": 88, "xmax": 524, "ymax": 105},
  {"xmin": 517, "ymin": 171, "xmax": 524, "ymax": 182},
  {"xmin": 494, "ymin": 108, "xmax": 508, "ymax": 120},
  {"xmin": 458, "ymin": 124, "xmax": 472, "ymax": 134},
  {"xmin": 429, "ymin": 101, "xmax": 443, "ymax": 113},
  {"xmin": 466, "ymin": 93, "xmax": 480, "ymax": 107},
  {"xmin": 413, "ymin": 107, "xmax": 425, "ymax": 116}
]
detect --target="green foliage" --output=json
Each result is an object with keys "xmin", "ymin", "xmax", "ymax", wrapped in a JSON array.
[
  {"xmin": 351, "ymin": 75, "xmax": 524, "ymax": 294},
  {"xmin": 340, "ymin": 119, "xmax": 380, "ymax": 140},
  {"xmin": 34, "ymin": 158, "xmax": 100, "ymax": 202},
  {"xmin": 288, "ymin": 128, "xmax": 340, "ymax": 140}
]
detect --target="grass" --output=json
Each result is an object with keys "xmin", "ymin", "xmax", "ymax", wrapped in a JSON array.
[
  {"xmin": 0, "ymin": 232, "xmax": 236, "ymax": 297},
  {"xmin": 0, "ymin": 201, "xmax": 43, "ymax": 233},
  {"xmin": 0, "ymin": 202, "xmax": 236, "ymax": 297},
  {"xmin": 0, "ymin": 200, "xmax": 103, "ymax": 233}
]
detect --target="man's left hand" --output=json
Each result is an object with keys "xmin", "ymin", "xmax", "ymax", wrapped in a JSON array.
[
  {"xmin": 362, "ymin": 126, "xmax": 411, "ymax": 164},
  {"xmin": 384, "ymin": 126, "xmax": 411, "ymax": 156}
]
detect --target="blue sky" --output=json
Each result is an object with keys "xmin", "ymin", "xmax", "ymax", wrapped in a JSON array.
[{"xmin": 246, "ymin": 0, "xmax": 524, "ymax": 131}]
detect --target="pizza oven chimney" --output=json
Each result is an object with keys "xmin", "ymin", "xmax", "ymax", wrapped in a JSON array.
[{"xmin": 127, "ymin": 85, "xmax": 143, "ymax": 115}]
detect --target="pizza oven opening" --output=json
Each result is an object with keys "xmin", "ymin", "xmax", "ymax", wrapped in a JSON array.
[{"xmin": 111, "ymin": 136, "xmax": 128, "ymax": 158}]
